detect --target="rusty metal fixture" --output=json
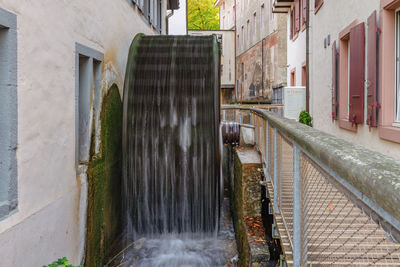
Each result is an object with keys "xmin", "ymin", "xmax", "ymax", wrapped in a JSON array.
[{"xmin": 221, "ymin": 122, "xmax": 240, "ymax": 146}]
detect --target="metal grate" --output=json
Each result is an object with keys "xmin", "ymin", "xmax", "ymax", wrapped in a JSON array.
[
  {"xmin": 301, "ymin": 153, "xmax": 400, "ymax": 266},
  {"xmin": 221, "ymin": 106, "xmax": 400, "ymax": 266}
]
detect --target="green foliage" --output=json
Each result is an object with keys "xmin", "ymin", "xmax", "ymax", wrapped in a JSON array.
[
  {"xmin": 188, "ymin": 0, "xmax": 219, "ymax": 30},
  {"xmin": 299, "ymin": 110, "xmax": 313, "ymax": 127},
  {"xmin": 44, "ymin": 257, "xmax": 82, "ymax": 267}
]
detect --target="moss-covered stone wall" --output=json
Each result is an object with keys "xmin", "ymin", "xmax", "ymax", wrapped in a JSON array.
[
  {"xmin": 86, "ymin": 84, "xmax": 123, "ymax": 267},
  {"xmin": 231, "ymin": 150, "xmax": 251, "ymax": 267}
]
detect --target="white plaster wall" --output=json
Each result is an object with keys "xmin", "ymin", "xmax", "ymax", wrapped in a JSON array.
[
  {"xmin": 310, "ymin": 0, "xmax": 400, "ymax": 160},
  {"xmin": 0, "ymin": 0, "xmax": 165, "ymax": 265},
  {"xmin": 188, "ymin": 29, "xmax": 235, "ymax": 87},
  {"xmin": 168, "ymin": 0, "xmax": 187, "ymax": 35},
  {"xmin": 287, "ymin": 20, "xmax": 306, "ymax": 86}
]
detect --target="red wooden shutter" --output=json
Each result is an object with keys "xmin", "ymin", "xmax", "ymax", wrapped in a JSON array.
[
  {"xmin": 295, "ymin": 0, "xmax": 300, "ymax": 32},
  {"xmin": 332, "ymin": 41, "xmax": 338, "ymax": 120},
  {"xmin": 349, "ymin": 22, "xmax": 365, "ymax": 125},
  {"xmin": 367, "ymin": 11, "xmax": 378, "ymax": 127},
  {"xmin": 290, "ymin": 9, "xmax": 294, "ymax": 39},
  {"xmin": 302, "ymin": 0, "xmax": 306, "ymax": 25},
  {"xmin": 315, "ymin": 0, "xmax": 323, "ymax": 9}
]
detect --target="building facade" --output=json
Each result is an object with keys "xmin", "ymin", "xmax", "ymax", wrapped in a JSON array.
[
  {"xmin": 273, "ymin": 0, "xmax": 400, "ymax": 159},
  {"xmin": 0, "ymin": 0, "xmax": 172, "ymax": 266},
  {"xmin": 309, "ymin": 0, "xmax": 400, "ymax": 160},
  {"xmin": 217, "ymin": 0, "xmax": 287, "ymax": 103},
  {"xmin": 188, "ymin": 29, "xmax": 236, "ymax": 104}
]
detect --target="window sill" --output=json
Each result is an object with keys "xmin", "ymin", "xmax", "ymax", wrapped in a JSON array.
[
  {"xmin": 339, "ymin": 119, "xmax": 357, "ymax": 132},
  {"xmin": 379, "ymin": 126, "xmax": 400, "ymax": 143},
  {"xmin": 392, "ymin": 122, "xmax": 400, "ymax": 128}
]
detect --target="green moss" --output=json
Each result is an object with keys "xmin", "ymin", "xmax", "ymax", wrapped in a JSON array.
[
  {"xmin": 86, "ymin": 85, "xmax": 123, "ymax": 267},
  {"xmin": 231, "ymin": 151, "xmax": 251, "ymax": 267}
]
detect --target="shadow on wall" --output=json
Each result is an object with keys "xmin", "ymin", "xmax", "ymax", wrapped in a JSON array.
[{"xmin": 86, "ymin": 84, "xmax": 123, "ymax": 267}]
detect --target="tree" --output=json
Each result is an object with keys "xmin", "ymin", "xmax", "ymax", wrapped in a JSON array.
[{"xmin": 188, "ymin": 0, "xmax": 220, "ymax": 30}]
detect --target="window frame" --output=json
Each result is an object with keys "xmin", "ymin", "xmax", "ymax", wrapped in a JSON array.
[
  {"xmin": 75, "ymin": 43, "xmax": 104, "ymax": 168},
  {"xmin": 338, "ymin": 20, "xmax": 358, "ymax": 132},
  {"xmin": 395, "ymin": 9, "xmax": 400, "ymax": 122},
  {"xmin": 378, "ymin": 0, "xmax": 400, "ymax": 143},
  {"xmin": 0, "ymin": 8, "xmax": 18, "ymax": 221}
]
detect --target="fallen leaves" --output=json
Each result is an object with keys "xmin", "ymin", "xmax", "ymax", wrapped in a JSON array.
[{"xmin": 244, "ymin": 216, "xmax": 267, "ymax": 245}]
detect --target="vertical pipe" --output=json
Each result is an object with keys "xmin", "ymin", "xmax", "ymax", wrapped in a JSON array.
[
  {"xmin": 306, "ymin": 0, "xmax": 310, "ymax": 112},
  {"xmin": 265, "ymin": 120, "xmax": 269, "ymax": 180},
  {"xmin": 273, "ymin": 127, "xmax": 279, "ymax": 212},
  {"xmin": 293, "ymin": 145, "xmax": 302, "ymax": 267}
]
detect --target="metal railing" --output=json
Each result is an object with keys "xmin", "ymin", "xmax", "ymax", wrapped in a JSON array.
[{"xmin": 222, "ymin": 105, "xmax": 400, "ymax": 266}]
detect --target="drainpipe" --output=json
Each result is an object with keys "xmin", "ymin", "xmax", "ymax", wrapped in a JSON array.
[
  {"xmin": 262, "ymin": 38, "xmax": 264, "ymax": 100},
  {"xmin": 306, "ymin": 0, "xmax": 310, "ymax": 112},
  {"xmin": 234, "ymin": 0, "xmax": 238, "ymax": 102}
]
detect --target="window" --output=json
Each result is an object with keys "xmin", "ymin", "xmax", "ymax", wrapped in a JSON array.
[
  {"xmin": 301, "ymin": 0, "xmax": 307, "ymax": 28},
  {"xmin": 134, "ymin": 0, "xmax": 162, "ymax": 32},
  {"xmin": 247, "ymin": 20, "xmax": 250, "ymax": 42},
  {"xmin": 253, "ymin": 13, "xmax": 257, "ymax": 40},
  {"xmin": 294, "ymin": 0, "xmax": 300, "ymax": 34},
  {"xmin": 0, "ymin": 8, "xmax": 17, "ymax": 220},
  {"xmin": 302, "ymin": 65, "xmax": 307, "ymax": 86},
  {"xmin": 261, "ymin": 4, "xmax": 265, "ymax": 32},
  {"xmin": 75, "ymin": 44, "xmax": 103, "ymax": 166},
  {"xmin": 337, "ymin": 20, "xmax": 365, "ymax": 131},
  {"xmin": 290, "ymin": 9, "xmax": 294, "ymax": 40},
  {"xmin": 290, "ymin": 69, "xmax": 296, "ymax": 86},
  {"xmin": 379, "ymin": 2, "xmax": 400, "ymax": 143},
  {"xmin": 241, "ymin": 26, "xmax": 244, "ymax": 48}
]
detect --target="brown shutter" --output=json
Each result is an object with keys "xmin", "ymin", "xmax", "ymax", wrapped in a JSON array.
[
  {"xmin": 290, "ymin": 9, "xmax": 294, "ymax": 39},
  {"xmin": 367, "ymin": 11, "xmax": 379, "ymax": 127},
  {"xmin": 349, "ymin": 22, "xmax": 365, "ymax": 125},
  {"xmin": 295, "ymin": 0, "xmax": 300, "ymax": 32},
  {"xmin": 332, "ymin": 41, "xmax": 339, "ymax": 120},
  {"xmin": 315, "ymin": 0, "xmax": 323, "ymax": 9},
  {"xmin": 302, "ymin": 0, "xmax": 307, "ymax": 24}
]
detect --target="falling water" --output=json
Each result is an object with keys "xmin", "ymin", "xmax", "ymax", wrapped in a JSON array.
[{"xmin": 119, "ymin": 35, "xmax": 230, "ymax": 266}]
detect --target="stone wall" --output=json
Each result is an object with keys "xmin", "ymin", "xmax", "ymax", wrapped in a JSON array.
[{"xmin": 229, "ymin": 147, "xmax": 269, "ymax": 266}]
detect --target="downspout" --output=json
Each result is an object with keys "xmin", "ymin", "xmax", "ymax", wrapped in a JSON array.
[
  {"xmin": 234, "ymin": 0, "xmax": 238, "ymax": 102},
  {"xmin": 306, "ymin": 0, "xmax": 310, "ymax": 112},
  {"xmin": 261, "ymin": 38, "xmax": 264, "ymax": 101}
]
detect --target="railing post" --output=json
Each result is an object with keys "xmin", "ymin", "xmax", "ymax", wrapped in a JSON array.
[
  {"xmin": 293, "ymin": 145, "xmax": 305, "ymax": 266},
  {"xmin": 255, "ymin": 114, "xmax": 258, "ymax": 149},
  {"xmin": 265, "ymin": 120, "xmax": 269, "ymax": 180},
  {"xmin": 273, "ymin": 127, "xmax": 279, "ymax": 213}
]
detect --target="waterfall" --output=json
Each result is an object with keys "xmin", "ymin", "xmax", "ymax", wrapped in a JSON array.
[{"xmin": 122, "ymin": 34, "xmax": 221, "ymax": 247}]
